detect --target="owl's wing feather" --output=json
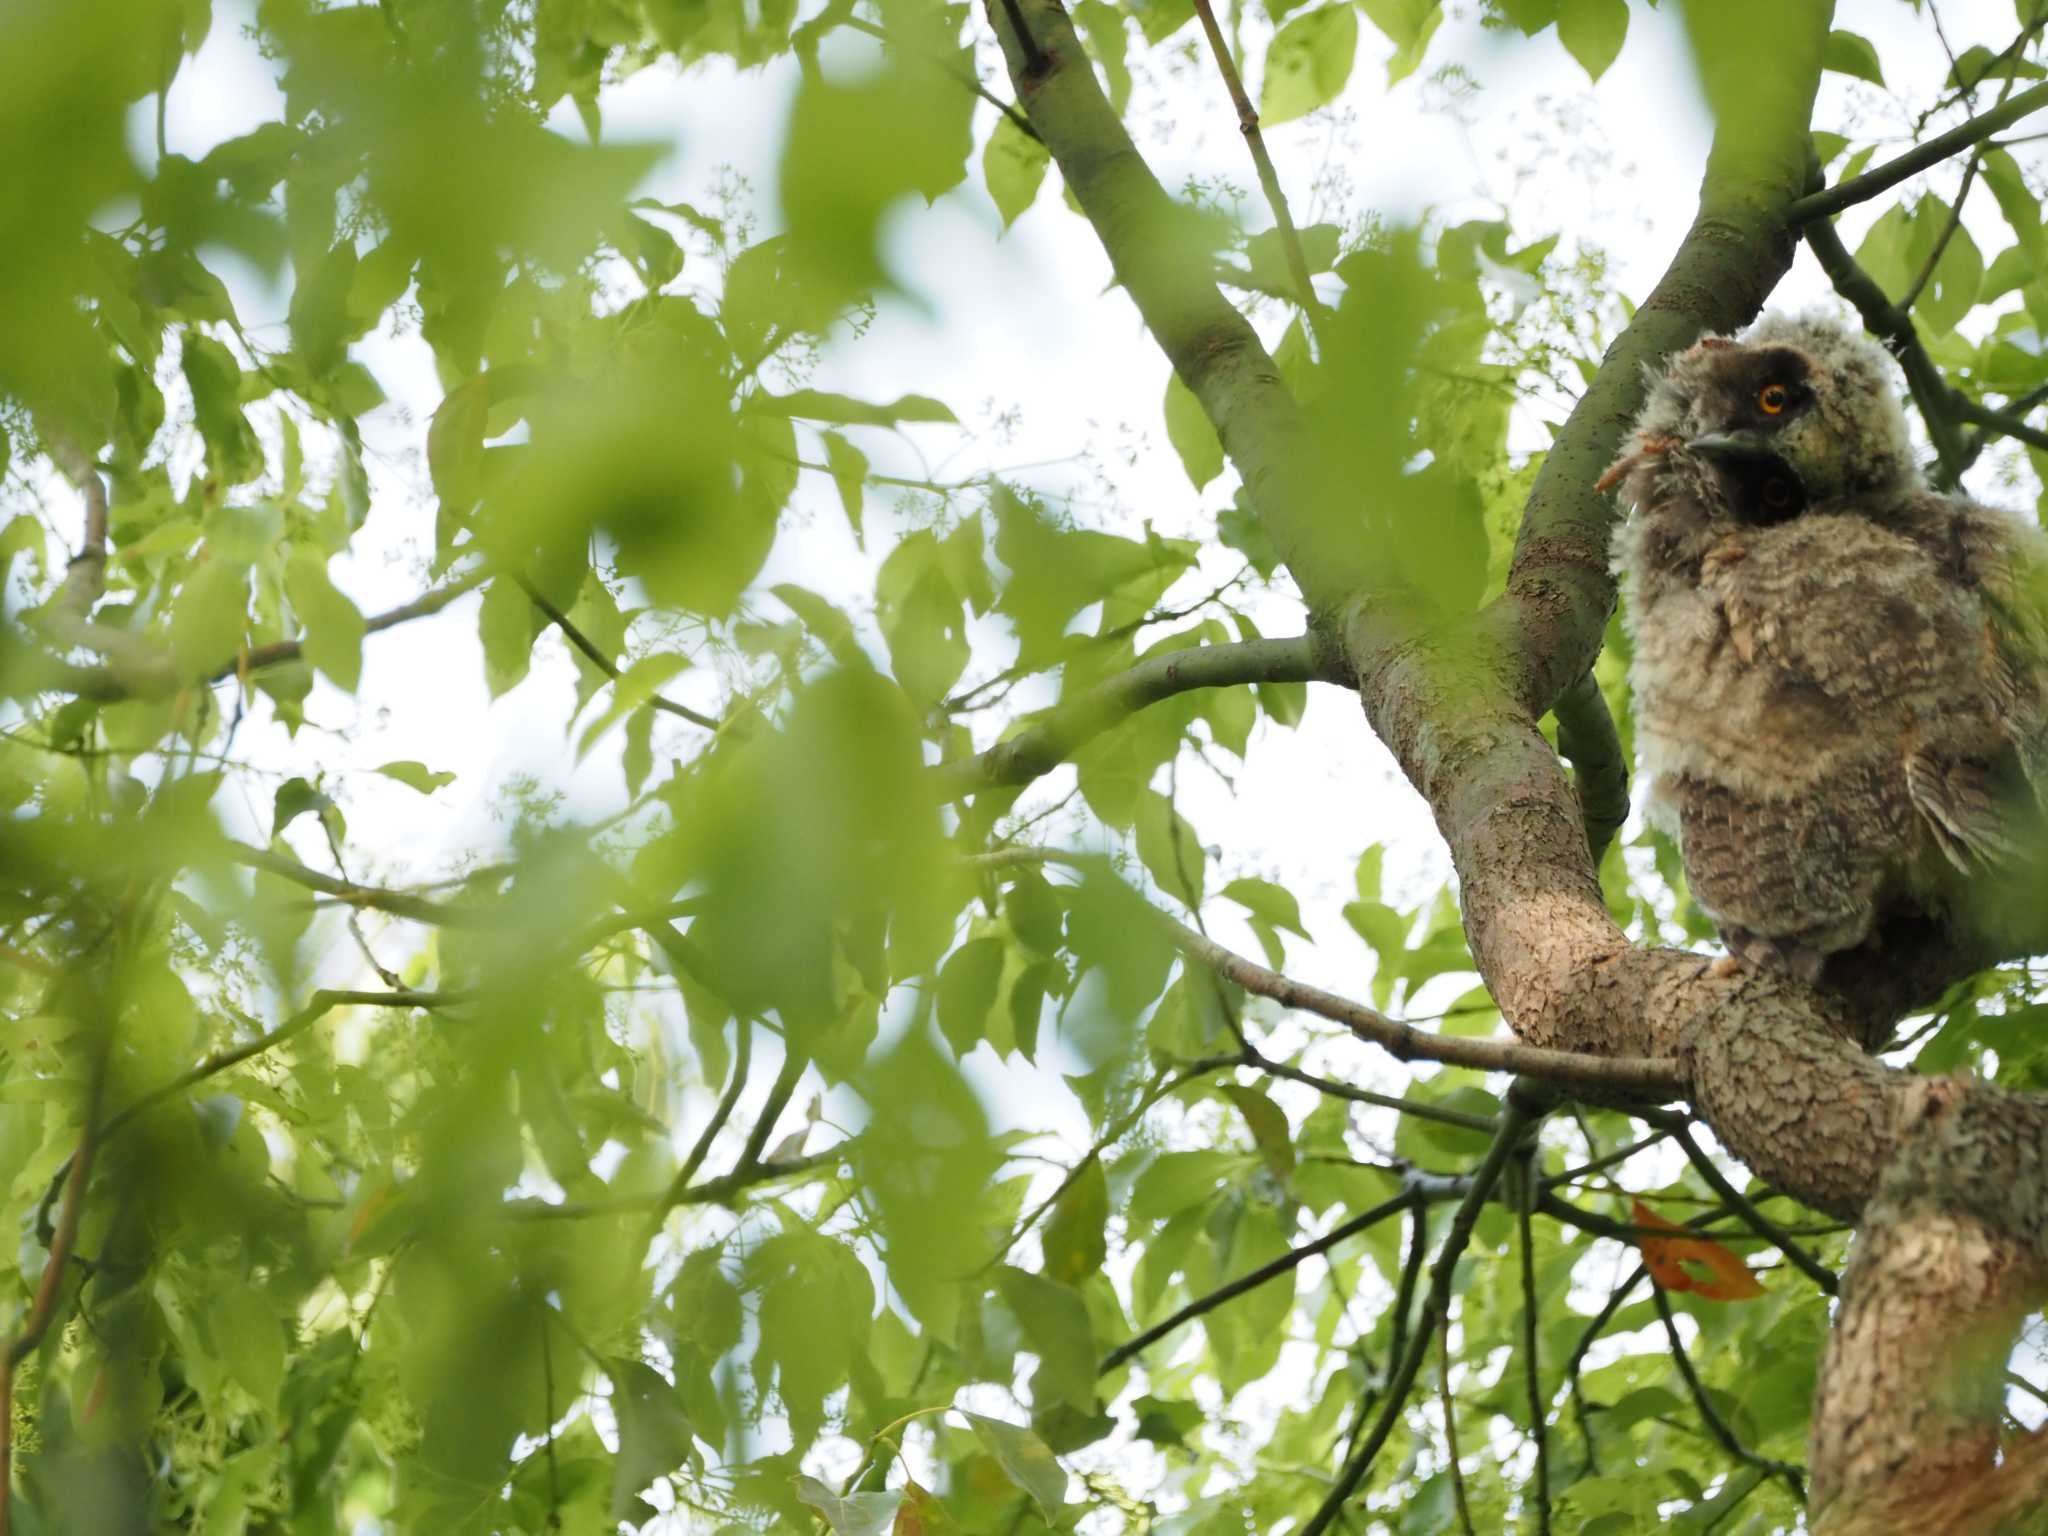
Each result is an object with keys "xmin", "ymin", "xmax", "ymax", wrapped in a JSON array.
[{"xmin": 1904, "ymin": 749, "xmax": 2033, "ymax": 872}]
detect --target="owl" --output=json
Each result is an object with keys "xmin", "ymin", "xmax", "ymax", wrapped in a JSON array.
[{"xmin": 1603, "ymin": 312, "xmax": 2048, "ymax": 1010}]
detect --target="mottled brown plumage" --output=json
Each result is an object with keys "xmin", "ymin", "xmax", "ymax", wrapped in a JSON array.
[{"xmin": 1606, "ymin": 313, "xmax": 2048, "ymax": 997}]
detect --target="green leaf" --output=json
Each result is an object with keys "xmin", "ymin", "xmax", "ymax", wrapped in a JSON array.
[
  {"xmin": 984, "ymin": 113, "xmax": 1050, "ymax": 230},
  {"xmin": 170, "ymin": 554, "xmax": 249, "ymax": 682},
  {"xmin": 936, "ymin": 936, "xmax": 1005, "ymax": 1056},
  {"xmin": 478, "ymin": 575, "xmax": 538, "ymax": 698},
  {"xmin": 1219, "ymin": 1083, "xmax": 1295, "ymax": 1179},
  {"xmin": 1823, "ymin": 28, "xmax": 1884, "ymax": 86},
  {"xmin": 1134, "ymin": 788, "xmax": 1204, "ymax": 907},
  {"xmin": 1042, "ymin": 1158, "xmax": 1109, "ymax": 1284},
  {"xmin": 772, "ymin": 583, "xmax": 866, "ymax": 668},
  {"xmin": 749, "ymin": 389, "xmax": 955, "ymax": 426},
  {"xmin": 1003, "ymin": 869, "xmax": 1065, "ymax": 954},
  {"xmin": 608, "ymin": 1359, "xmax": 697, "ymax": 1521},
  {"xmin": 577, "ymin": 653, "xmax": 689, "ymax": 757},
  {"xmin": 876, "ymin": 530, "xmax": 969, "ymax": 707},
  {"xmin": 819, "ymin": 430, "xmax": 868, "ymax": 544},
  {"xmin": 1557, "ymin": 0, "xmax": 1628, "ymax": 83},
  {"xmin": 182, "ymin": 332, "xmax": 264, "ymax": 485},
  {"xmin": 1220, "ymin": 876, "xmax": 1310, "ymax": 938},
  {"xmin": 792, "ymin": 1476, "xmax": 900, "ymax": 1536},
  {"xmin": 374, "ymin": 760, "xmax": 455, "ymax": 795},
  {"xmin": 965, "ymin": 1412, "xmax": 1072, "ymax": 1517},
  {"xmin": 1261, "ymin": 5, "xmax": 1359, "ymax": 124},
  {"xmin": 284, "ymin": 548, "xmax": 365, "ymax": 693},
  {"xmin": 1163, "ymin": 370, "xmax": 1224, "ymax": 490},
  {"xmin": 1358, "ymin": 0, "xmax": 1442, "ymax": 83}
]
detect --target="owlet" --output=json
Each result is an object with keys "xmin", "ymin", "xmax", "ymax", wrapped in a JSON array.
[{"xmin": 1602, "ymin": 312, "xmax": 2048, "ymax": 1012}]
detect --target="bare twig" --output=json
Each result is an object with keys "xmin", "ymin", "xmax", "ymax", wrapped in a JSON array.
[
  {"xmin": 1162, "ymin": 911, "xmax": 1687, "ymax": 1096},
  {"xmin": 0, "ymin": 1056, "xmax": 106, "ymax": 1536},
  {"xmin": 514, "ymin": 572, "xmax": 719, "ymax": 730},
  {"xmin": 841, "ymin": 14, "xmax": 1040, "ymax": 142},
  {"xmin": 647, "ymin": 1021, "xmax": 755, "ymax": 1227},
  {"xmin": 1787, "ymin": 80, "xmax": 2048, "ymax": 223},
  {"xmin": 1300, "ymin": 1090, "xmax": 1544, "ymax": 1536},
  {"xmin": 505, "ymin": 1148, "xmax": 843, "ymax": 1219},
  {"xmin": 1099, "ymin": 1188, "xmax": 1422, "ymax": 1374},
  {"xmin": 931, "ymin": 636, "xmax": 1336, "ymax": 799},
  {"xmin": 1649, "ymin": 1282, "xmax": 1806, "ymax": 1502},
  {"xmin": 1898, "ymin": 150, "xmax": 1980, "ymax": 313},
  {"xmin": 1518, "ymin": 1150, "xmax": 1551, "ymax": 1535},
  {"xmin": 1671, "ymin": 1124, "xmax": 1838, "ymax": 1295},
  {"xmin": 1189, "ymin": 0, "xmax": 1322, "ymax": 324},
  {"xmin": 1439, "ymin": 1313, "xmax": 1475, "ymax": 1536}
]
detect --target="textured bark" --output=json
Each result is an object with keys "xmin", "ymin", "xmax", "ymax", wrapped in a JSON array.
[{"xmin": 987, "ymin": 0, "xmax": 2048, "ymax": 1522}]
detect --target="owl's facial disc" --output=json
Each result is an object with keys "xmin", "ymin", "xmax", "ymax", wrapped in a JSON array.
[{"xmin": 1687, "ymin": 430, "xmax": 1809, "ymax": 524}]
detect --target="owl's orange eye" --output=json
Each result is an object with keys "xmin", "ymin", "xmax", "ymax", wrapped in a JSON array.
[{"xmin": 1758, "ymin": 383, "xmax": 1790, "ymax": 415}]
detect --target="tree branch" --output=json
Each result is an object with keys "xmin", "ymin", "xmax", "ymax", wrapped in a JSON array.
[
  {"xmin": 1552, "ymin": 671, "xmax": 1628, "ymax": 862},
  {"xmin": 1301, "ymin": 1090, "xmax": 1544, "ymax": 1536},
  {"xmin": 514, "ymin": 571, "xmax": 719, "ymax": 730},
  {"xmin": 1650, "ymin": 1280, "xmax": 1807, "ymax": 1502},
  {"xmin": 1786, "ymin": 80, "xmax": 2048, "ymax": 224},
  {"xmin": 1161, "ymin": 911, "xmax": 1687, "ymax": 1096},
  {"xmin": 1189, "ymin": 0, "xmax": 1321, "ymax": 324},
  {"xmin": 931, "ymin": 636, "xmax": 1336, "ymax": 799},
  {"xmin": 504, "ymin": 1147, "xmax": 843, "ymax": 1219},
  {"xmin": 1099, "ymin": 1187, "xmax": 1423, "ymax": 1375},
  {"xmin": 1671, "ymin": 1124, "xmax": 1838, "ymax": 1295}
]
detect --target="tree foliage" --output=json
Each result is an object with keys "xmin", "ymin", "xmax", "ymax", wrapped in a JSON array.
[{"xmin": 0, "ymin": 1, "xmax": 2044, "ymax": 1533}]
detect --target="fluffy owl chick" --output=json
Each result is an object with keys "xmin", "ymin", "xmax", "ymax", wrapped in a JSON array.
[{"xmin": 1605, "ymin": 312, "xmax": 2048, "ymax": 997}]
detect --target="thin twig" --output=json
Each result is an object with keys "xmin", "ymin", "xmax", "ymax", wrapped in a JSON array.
[
  {"xmin": 513, "ymin": 572, "xmax": 719, "ymax": 730},
  {"xmin": 1300, "ymin": 1090, "xmax": 1544, "ymax": 1536},
  {"xmin": 1897, "ymin": 150, "xmax": 1980, "ymax": 313},
  {"xmin": 1671, "ymin": 1125, "xmax": 1837, "ymax": 1295},
  {"xmin": 1564, "ymin": 1264, "xmax": 1647, "ymax": 1476},
  {"xmin": 1099, "ymin": 1188, "xmax": 1422, "ymax": 1374},
  {"xmin": 505, "ymin": 1148, "xmax": 842, "ymax": 1219},
  {"xmin": 1438, "ymin": 1313, "xmax": 1475, "ymax": 1536},
  {"xmin": 1162, "ymin": 909, "xmax": 1687, "ymax": 1096},
  {"xmin": 647, "ymin": 1020, "xmax": 755, "ymax": 1228},
  {"xmin": 1189, "ymin": 0, "xmax": 1321, "ymax": 324},
  {"xmin": 1787, "ymin": 80, "xmax": 2048, "ymax": 223},
  {"xmin": 1518, "ymin": 1150, "xmax": 1551, "ymax": 1535},
  {"xmin": 840, "ymin": 15, "xmax": 1040, "ymax": 142},
  {"xmin": 0, "ymin": 1055, "xmax": 106, "ymax": 1536},
  {"xmin": 1649, "ymin": 1283, "xmax": 1806, "ymax": 1502}
]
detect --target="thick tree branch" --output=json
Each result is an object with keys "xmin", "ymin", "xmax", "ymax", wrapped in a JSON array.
[
  {"xmin": 986, "ymin": 0, "xmax": 1365, "ymax": 605},
  {"xmin": 1786, "ymin": 80, "xmax": 2048, "ymax": 224},
  {"xmin": 932, "ymin": 635, "xmax": 1335, "ymax": 799}
]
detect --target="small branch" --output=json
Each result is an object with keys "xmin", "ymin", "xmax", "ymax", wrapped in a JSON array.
[
  {"xmin": 0, "ymin": 1058, "xmax": 105, "ymax": 1536},
  {"xmin": 1787, "ymin": 80, "xmax": 2048, "ymax": 223},
  {"xmin": 1300, "ymin": 1091, "xmax": 1543, "ymax": 1536},
  {"xmin": 1565, "ymin": 1264, "xmax": 1647, "ymax": 1476},
  {"xmin": 1248, "ymin": 1051, "xmax": 1499, "ymax": 1133},
  {"xmin": 1517, "ymin": 1150, "xmax": 1552, "ymax": 1536},
  {"xmin": 1803, "ymin": 217, "xmax": 1973, "ymax": 485},
  {"xmin": 47, "ymin": 439, "xmax": 109, "ymax": 623},
  {"xmin": 1650, "ymin": 1282, "xmax": 1806, "ymax": 1503},
  {"xmin": 1552, "ymin": 672, "xmax": 1628, "ymax": 863},
  {"xmin": 1960, "ymin": 378, "xmax": 2048, "ymax": 469},
  {"xmin": 46, "ymin": 569, "xmax": 488, "ymax": 702},
  {"xmin": 101, "ymin": 989, "xmax": 463, "ymax": 1143},
  {"xmin": 647, "ymin": 1020, "xmax": 755, "ymax": 1227},
  {"xmin": 1438, "ymin": 1313, "xmax": 1475, "ymax": 1536},
  {"xmin": 228, "ymin": 843, "xmax": 492, "ymax": 927},
  {"xmin": 1897, "ymin": 150, "xmax": 1980, "ymax": 313},
  {"xmin": 514, "ymin": 573, "xmax": 719, "ymax": 731},
  {"xmin": 505, "ymin": 1148, "xmax": 842, "ymax": 1219},
  {"xmin": 1189, "ymin": 0, "xmax": 1321, "ymax": 323},
  {"xmin": 733, "ymin": 1047, "xmax": 806, "ymax": 1176},
  {"xmin": 1163, "ymin": 912, "xmax": 1687, "ymax": 1096},
  {"xmin": 841, "ymin": 14, "xmax": 1040, "ymax": 142},
  {"xmin": 996, "ymin": 0, "xmax": 1047, "ymax": 76},
  {"xmin": 987, "ymin": 1056, "xmax": 1238, "ymax": 1271},
  {"xmin": 1099, "ymin": 1188, "xmax": 1423, "ymax": 1374},
  {"xmin": 1671, "ymin": 1124, "xmax": 1838, "ymax": 1296},
  {"xmin": 931, "ymin": 636, "xmax": 1336, "ymax": 800}
]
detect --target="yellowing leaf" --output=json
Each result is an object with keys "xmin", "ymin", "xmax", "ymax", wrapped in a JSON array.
[{"xmin": 1632, "ymin": 1199, "xmax": 1765, "ymax": 1301}]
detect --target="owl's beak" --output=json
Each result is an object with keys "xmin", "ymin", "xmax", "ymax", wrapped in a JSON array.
[{"xmin": 1686, "ymin": 429, "xmax": 1779, "ymax": 468}]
